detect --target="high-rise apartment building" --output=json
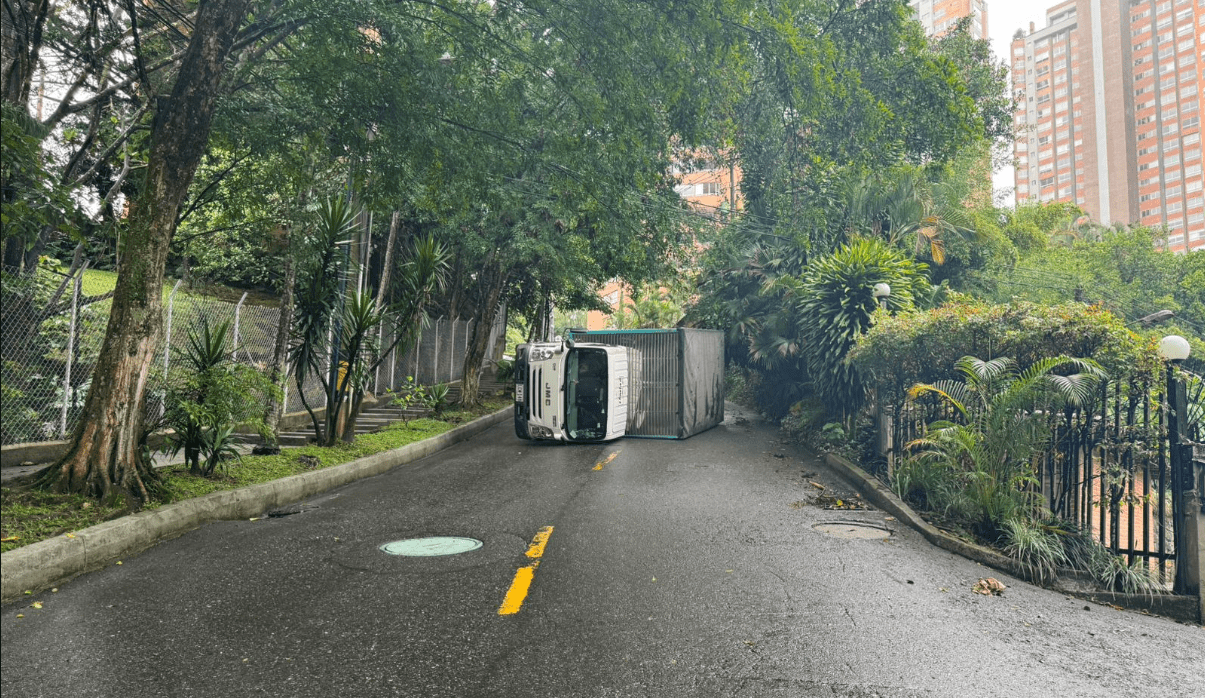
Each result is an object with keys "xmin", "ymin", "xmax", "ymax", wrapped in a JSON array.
[
  {"xmin": 910, "ymin": 0, "xmax": 989, "ymax": 39},
  {"xmin": 1012, "ymin": 0, "xmax": 1203, "ymax": 252}
]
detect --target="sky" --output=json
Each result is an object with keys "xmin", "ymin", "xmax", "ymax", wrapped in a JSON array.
[{"xmin": 987, "ymin": 0, "xmax": 1053, "ymax": 207}]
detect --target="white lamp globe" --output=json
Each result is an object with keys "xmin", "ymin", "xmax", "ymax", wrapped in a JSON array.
[
  {"xmin": 873, "ymin": 283, "xmax": 891, "ymax": 298},
  {"xmin": 1158, "ymin": 335, "xmax": 1191, "ymax": 362}
]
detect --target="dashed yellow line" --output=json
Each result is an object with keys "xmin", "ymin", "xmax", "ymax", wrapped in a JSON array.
[
  {"xmin": 593, "ymin": 450, "xmax": 620, "ymax": 471},
  {"xmin": 499, "ymin": 526, "xmax": 554, "ymax": 616},
  {"xmin": 525, "ymin": 525, "xmax": 553, "ymax": 558}
]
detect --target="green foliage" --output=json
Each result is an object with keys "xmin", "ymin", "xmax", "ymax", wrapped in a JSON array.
[
  {"xmin": 794, "ymin": 238, "xmax": 931, "ymax": 420},
  {"xmin": 389, "ymin": 376, "xmax": 426, "ymax": 411},
  {"xmin": 162, "ymin": 318, "xmax": 278, "ymax": 476},
  {"xmin": 900, "ymin": 355, "xmax": 1104, "ymax": 539},
  {"xmin": 494, "ymin": 359, "xmax": 515, "ymax": 384},
  {"xmin": 423, "ymin": 383, "xmax": 451, "ymax": 415},
  {"xmin": 290, "ymin": 197, "xmax": 449, "ymax": 445},
  {"xmin": 0, "ymin": 103, "xmax": 77, "ymax": 250},
  {"xmin": 974, "ymin": 222, "xmax": 1203, "ymax": 371},
  {"xmin": 1000, "ymin": 518, "xmax": 1068, "ymax": 585},
  {"xmin": 851, "ymin": 300, "xmax": 1154, "ymax": 406}
]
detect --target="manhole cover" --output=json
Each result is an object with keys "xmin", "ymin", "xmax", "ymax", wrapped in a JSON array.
[
  {"xmin": 379, "ymin": 537, "xmax": 483, "ymax": 556},
  {"xmin": 812, "ymin": 522, "xmax": 891, "ymax": 540}
]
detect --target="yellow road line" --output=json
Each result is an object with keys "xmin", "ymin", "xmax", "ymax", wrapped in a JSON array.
[
  {"xmin": 499, "ymin": 526, "xmax": 554, "ymax": 616},
  {"xmin": 593, "ymin": 451, "xmax": 620, "ymax": 471},
  {"xmin": 526, "ymin": 525, "xmax": 554, "ymax": 558},
  {"xmin": 498, "ymin": 564, "xmax": 538, "ymax": 615}
]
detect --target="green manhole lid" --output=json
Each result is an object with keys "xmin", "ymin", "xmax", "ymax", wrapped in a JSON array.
[{"xmin": 379, "ymin": 537, "xmax": 483, "ymax": 557}]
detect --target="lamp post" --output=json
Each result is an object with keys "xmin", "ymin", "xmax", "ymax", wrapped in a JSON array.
[
  {"xmin": 1158, "ymin": 335, "xmax": 1192, "ymax": 593},
  {"xmin": 873, "ymin": 282, "xmax": 891, "ymax": 311}
]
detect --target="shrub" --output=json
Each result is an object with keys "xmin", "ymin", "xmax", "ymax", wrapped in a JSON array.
[
  {"xmin": 162, "ymin": 317, "xmax": 278, "ymax": 476},
  {"xmin": 850, "ymin": 300, "xmax": 1155, "ymax": 408}
]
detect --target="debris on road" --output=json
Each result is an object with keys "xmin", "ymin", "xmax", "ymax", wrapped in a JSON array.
[
  {"xmin": 973, "ymin": 578, "xmax": 1006, "ymax": 596},
  {"xmin": 814, "ymin": 493, "xmax": 871, "ymax": 510}
]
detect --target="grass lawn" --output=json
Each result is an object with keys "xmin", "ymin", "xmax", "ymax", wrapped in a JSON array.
[
  {"xmin": 63, "ymin": 267, "xmax": 279, "ymax": 307},
  {"xmin": 0, "ymin": 400, "xmax": 508, "ymax": 553}
]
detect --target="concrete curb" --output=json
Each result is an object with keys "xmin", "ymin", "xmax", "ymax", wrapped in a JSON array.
[
  {"xmin": 1, "ymin": 407, "xmax": 511, "ymax": 604},
  {"xmin": 823, "ymin": 452, "xmax": 1201, "ymax": 624}
]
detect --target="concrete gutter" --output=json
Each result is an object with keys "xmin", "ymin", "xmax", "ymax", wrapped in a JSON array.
[
  {"xmin": 824, "ymin": 452, "xmax": 1201, "ymax": 625},
  {"xmin": 1, "ymin": 407, "xmax": 511, "ymax": 604}
]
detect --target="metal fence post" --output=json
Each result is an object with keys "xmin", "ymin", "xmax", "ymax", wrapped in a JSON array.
[
  {"xmin": 432, "ymin": 317, "xmax": 441, "ymax": 384},
  {"xmin": 389, "ymin": 323, "xmax": 398, "ymax": 391},
  {"xmin": 163, "ymin": 279, "xmax": 183, "ymax": 376},
  {"xmin": 231, "ymin": 292, "xmax": 248, "ymax": 361},
  {"xmin": 59, "ymin": 267, "xmax": 85, "ymax": 438},
  {"xmin": 448, "ymin": 319, "xmax": 456, "ymax": 383}
]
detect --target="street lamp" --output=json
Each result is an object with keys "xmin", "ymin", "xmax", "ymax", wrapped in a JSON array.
[
  {"xmin": 1158, "ymin": 335, "xmax": 1192, "ymax": 593},
  {"xmin": 873, "ymin": 282, "xmax": 891, "ymax": 310}
]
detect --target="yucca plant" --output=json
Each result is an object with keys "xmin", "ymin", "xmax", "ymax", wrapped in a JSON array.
[
  {"xmin": 289, "ymin": 199, "xmax": 449, "ymax": 446},
  {"xmin": 163, "ymin": 317, "xmax": 276, "ymax": 476},
  {"xmin": 424, "ymin": 383, "xmax": 451, "ymax": 415},
  {"xmin": 903, "ymin": 355, "xmax": 1105, "ymax": 540}
]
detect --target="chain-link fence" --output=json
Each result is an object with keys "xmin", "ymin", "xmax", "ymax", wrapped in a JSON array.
[{"xmin": 1, "ymin": 265, "xmax": 505, "ymax": 446}]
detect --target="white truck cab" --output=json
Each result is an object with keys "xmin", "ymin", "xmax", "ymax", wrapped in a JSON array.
[{"xmin": 514, "ymin": 338, "xmax": 633, "ymax": 442}]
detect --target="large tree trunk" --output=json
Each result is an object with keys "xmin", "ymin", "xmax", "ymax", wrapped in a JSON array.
[
  {"xmin": 40, "ymin": 0, "xmax": 251, "ymax": 504},
  {"xmin": 459, "ymin": 255, "xmax": 506, "ymax": 406}
]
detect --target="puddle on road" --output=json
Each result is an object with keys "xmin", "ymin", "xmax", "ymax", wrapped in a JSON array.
[{"xmin": 812, "ymin": 521, "xmax": 892, "ymax": 540}]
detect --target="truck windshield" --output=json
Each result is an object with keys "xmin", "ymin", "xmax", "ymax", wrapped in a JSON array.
[{"xmin": 565, "ymin": 348, "xmax": 608, "ymax": 441}]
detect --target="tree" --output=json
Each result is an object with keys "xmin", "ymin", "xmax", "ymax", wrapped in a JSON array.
[
  {"xmin": 289, "ymin": 198, "xmax": 449, "ymax": 446},
  {"xmin": 40, "ymin": 0, "xmax": 253, "ymax": 503}
]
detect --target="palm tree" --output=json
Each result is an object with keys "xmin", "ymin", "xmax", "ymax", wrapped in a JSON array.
[
  {"xmin": 902, "ymin": 355, "xmax": 1104, "ymax": 539},
  {"xmin": 844, "ymin": 169, "xmax": 977, "ymax": 266}
]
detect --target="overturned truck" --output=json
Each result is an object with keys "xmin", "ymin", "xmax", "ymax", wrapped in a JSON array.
[{"xmin": 514, "ymin": 328, "xmax": 725, "ymax": 442}]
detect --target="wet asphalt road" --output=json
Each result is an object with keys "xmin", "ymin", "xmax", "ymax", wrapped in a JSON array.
[{"xmin": 2, "ymin": 405, "xmax": 1202, "ymax": 698}]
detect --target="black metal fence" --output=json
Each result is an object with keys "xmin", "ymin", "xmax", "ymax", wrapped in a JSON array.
[{"xmin": 883, "ymin": 371, "xmax": 1203, "ymax": 588}]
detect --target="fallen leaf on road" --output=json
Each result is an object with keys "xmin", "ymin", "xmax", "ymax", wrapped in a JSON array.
[
  {"xmin": 810, "ymin": 481, "xmax": 826, "ymax": 490},
  {"xmin": 972, "ymin": 578, "xmax": 1006, "ymax": 596},
  {"xmin": 31, "ymin": 602, "xmax": 42, "ymax": 609},
  {"xmin": 16, "ymin": 614, "xmax": 24, "ymax": 618},
  {"xmin": 814, "ymin": 494, "xmax": 871, "ymax": 510}
]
